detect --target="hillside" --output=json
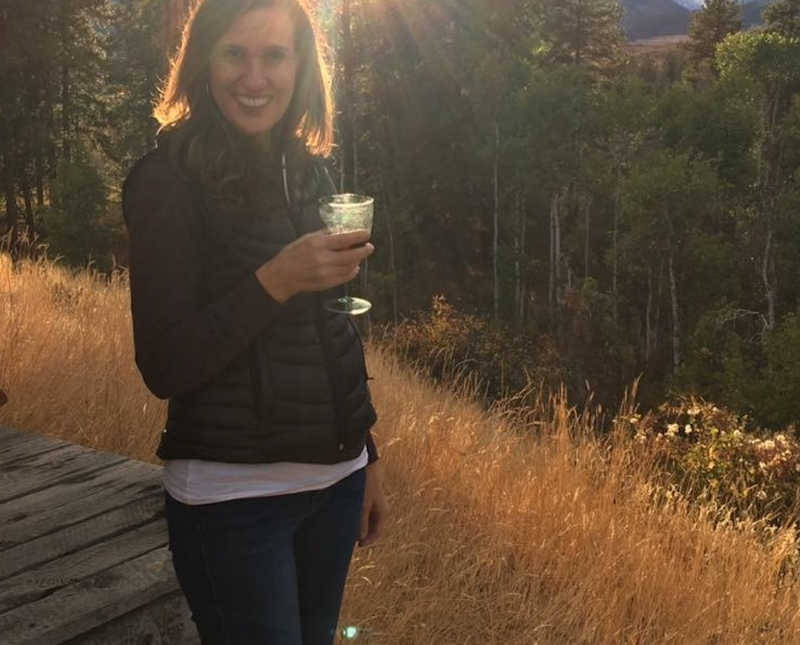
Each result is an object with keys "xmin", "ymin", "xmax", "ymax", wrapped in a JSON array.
[
  {"xmin": 621, "ymin": 0, "xmax": 691, "ymax": 39},
  {"xmin": 622, "ymin": 0, "xmax": 772, "ymax": 40},
  {"xmin": 3, "ymin": 255, "xmax": 800, "ymax": 643}
]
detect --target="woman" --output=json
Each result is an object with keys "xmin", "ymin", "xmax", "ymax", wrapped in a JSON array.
[{"xmin": 122, "ymin": 1, "xmax": 388, "ymax": 643}]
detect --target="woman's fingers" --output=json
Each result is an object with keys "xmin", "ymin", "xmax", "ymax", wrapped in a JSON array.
[
  {"xmin": 325, "ymin": 229, "xmax": 371, "ymax": 250},
  {"xmin": 255, "ymin": 230, "xmax": 375, "ymax": 301}
]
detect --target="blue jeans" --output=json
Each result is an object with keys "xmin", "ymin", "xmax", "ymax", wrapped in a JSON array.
[{"xmin": 164, "ymin": 467, "xmax": 367, "ymax": 645}]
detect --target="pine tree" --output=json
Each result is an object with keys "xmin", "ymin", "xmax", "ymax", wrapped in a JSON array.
[
  {"xmin": 763, "ymin": 0, "xmax": 800, "ymax": 38},
  {"xmin": 535, "ymin": 0, "xmax": 625, "ymax": 74},
  {"xmin": 686, "ymin": 0, "xmax": 742, "ymax": 76}
]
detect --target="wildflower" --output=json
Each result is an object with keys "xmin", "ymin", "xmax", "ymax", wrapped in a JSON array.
[
  {"xmin": 762, "ymin": 439, "xmax": 776, "ymax": 451},
  {"xmin": 685, "ymin": 424, "xmax": 693, "ymax": 435},
  {"xmin": 776, "ymin": 434, "xmax": 787, "ymax": 444},
  {"xmin": 733, "ymin": 430, "xmax": 742, "ymax": 439},
  {"xmin": 688, "ymin": 407, "xmax": 701, "ymax": 417},
  {"xmin": 667, "ymin": 423, "xmax": 679, "ymax": 437},
  {"xmin": 795, "ymin": 463, "xmax": 800, "ymax": 473}
]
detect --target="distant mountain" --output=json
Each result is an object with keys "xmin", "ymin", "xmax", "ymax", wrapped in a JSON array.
[
  {"xmin": 622, "ymin": 0, "xmax": 773, "ymax": 40},
  {"xmin": 621, "ymin": 0, "xmax": 691, "ymax": 39},
  {"xmin": 742, "ymin": 0, "xmax": 771, "ymax": 28}
]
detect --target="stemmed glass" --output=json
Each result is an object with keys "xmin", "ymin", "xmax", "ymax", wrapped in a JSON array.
[{"xmin": 319, "ymin": 193, "xmax": 374, "ymax": 315}]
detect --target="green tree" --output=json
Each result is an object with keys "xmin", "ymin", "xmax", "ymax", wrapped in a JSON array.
[
  {"xmin": 41, "ymin": 152, "xmax": 110, "ymax": 267},
  {"xmin": 535, "ymin": 0, "xmax": 626, "ymax": 75},
  {"xmin": 763, "ymin": 0, "xmax": 800, "ymax": 38},
  {"xmin": 717, "ymin": 31, "xmax": 800, "ymax": 331},
  {"xmin": 685, "ymin": 0, "xmax": 742, "ymax": 78},
  {"xmin": 99, "ymin": 0, "xmax": 165, "ymax": 180},
  {"xmin": 620, "ymin": 151, "xmax": 719, "ymax": 375}
]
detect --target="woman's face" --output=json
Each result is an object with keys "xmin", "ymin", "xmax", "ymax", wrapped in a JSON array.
[{"xmin": 208, "ymin": 6, "xmax": 298, "ymax": 138}]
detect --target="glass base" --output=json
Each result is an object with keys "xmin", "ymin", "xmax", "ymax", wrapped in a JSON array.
[{"xmin": 324, "ymin": 296, "xmax": 372, "ymax": 316}]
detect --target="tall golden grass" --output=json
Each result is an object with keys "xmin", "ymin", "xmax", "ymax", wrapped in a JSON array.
[{"xmin": 2, "ymin": 252, "xmax": 800, "ymax": 644}]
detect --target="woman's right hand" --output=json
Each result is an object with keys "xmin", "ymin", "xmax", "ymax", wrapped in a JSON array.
[{"xmin": 255, "ymin": 230, "xmax": 374, "ymax": 303}]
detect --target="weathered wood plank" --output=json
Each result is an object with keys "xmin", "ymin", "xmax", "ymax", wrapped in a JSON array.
[
  {"xmin": 0, "ymin": 424, "xmax": 31, "ymax": 445},
  {"xmin": 0, "ymin": 433, "xmax": 72, "ymax": 463},
  {"xmin": 0, "ymin": 460, "xmax": 162, "ymax": 549},
  {"xmin": 62, "ymin": 590, "xmax": 199, "ymax": 645},
  {"xmin": 0, "ymin": 494, "xmax": 163, "ymax": 580},
  {"xmin": 0, "ymin": 424, "xmax": 18, "ymax": 439},
  {"xmin": 0, "ymin": 520, "xmax": 169, "ymax": 613},
  {"xmin": 0, "ymin": 547, "xmax": 179, "ymax": 645},
  {"xmin": 0, "ymin": 444, "xmax": 127, "ymax": 504}
]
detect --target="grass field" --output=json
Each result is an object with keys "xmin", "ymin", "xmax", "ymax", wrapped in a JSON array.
[
  {"xmin": 2, "ymin": 253, "xmax": 800, "ymax": 644},
  {"xmin": 626, "ymin": 34, "xmax": 689, "ymax": 59}
]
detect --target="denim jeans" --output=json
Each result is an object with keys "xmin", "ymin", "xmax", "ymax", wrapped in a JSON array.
[{"xmin": 164, "ymin": 467, "xmax": 367, "ymax": 645}]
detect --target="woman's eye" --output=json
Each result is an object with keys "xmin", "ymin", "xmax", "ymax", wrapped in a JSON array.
[
  {"xmin": 224, "ymin": 47, "xmax": 244, "ymax": 60},
  {"xmin": 264, "ymin": 49, "xmax": 286, "ymax": 63}
]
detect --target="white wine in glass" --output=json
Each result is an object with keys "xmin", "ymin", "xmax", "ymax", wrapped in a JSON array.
[{"xmin": 319, "ymin": 193, "xmax": 374, "ymax": 315}]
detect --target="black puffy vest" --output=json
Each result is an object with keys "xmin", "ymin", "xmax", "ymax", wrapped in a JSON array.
[{"xmin": 156, "ymin": 154, "xmax": 377, "ymax": 464}]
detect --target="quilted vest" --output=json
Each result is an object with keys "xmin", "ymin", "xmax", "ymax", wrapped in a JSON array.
[{"xmin": 156, "ymin": 148, "xmax": 377, "ymax": 464}]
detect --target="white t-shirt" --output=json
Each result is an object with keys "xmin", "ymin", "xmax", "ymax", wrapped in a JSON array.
[{"xmin": 163, "ymin": 446, "xmax": 368, "ymax": 505}]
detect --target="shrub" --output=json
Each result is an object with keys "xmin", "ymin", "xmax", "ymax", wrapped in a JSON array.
[
  {"xmin": 620, "ymin": 396, "xmax": 800, "ymax": 528},
  {"xmin": 383, "ymin": 295, "xmax": 566, "ymax": 405}
]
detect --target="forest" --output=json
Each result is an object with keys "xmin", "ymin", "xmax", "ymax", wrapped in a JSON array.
[{"xmin": 2, "ymin": 0, "xmax": 800, "ymax": 429}]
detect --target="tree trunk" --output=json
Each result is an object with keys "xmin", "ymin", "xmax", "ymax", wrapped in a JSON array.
[
  {"xmin": 757, "ymin": 83, "xmax": 788, "ymax": 333},
  {"xmin": 549, "ymin": 188, "xmax": 564, "ymax": 316},
  {"xmin": 519, "ymin": 192, "xmax": 527, "ymax": 326},
  {"xmin": 60, "ymin": 0, "xmax": 72, "ymax": 163},
  {"xmin": 654, "ymin": 259, "xmax": 664, "ymax": 357},
  {"xmin": 46, "ymin": 74, "xmax": 57, "ymax": 187},
  {"xmin": 668, "ymin": 246, "xmax": 680, "ymax": 374},
  {"xmin": 2, "ymin": 150, "xmax": 19, "ymax": 250},
  {"xmin": 21, "ymin": 173, "xmax": 34, "ymax": 234},
  {"xmin": 340, "ymin": 0, "xmax": 355, "ymax": 191},
  {"xmin": 645, "ymin": 265, "xmax": 653, "ymax": 361},
  {"xmin": 513, "ymin": 191, "xmax": 521, "ymax": 325},
  {"xmin": 583, "ymin": 194, "xmax": 591, "ymax": 280},
  {"xmin": 492, "ymin": 121, "xmax": 500, "ymax": 321},
  {"xmin": 379, "ymin": 174, "xmax": 398, "ymax": 325},
  {"xmin": 612, "ymin": 179, "xmax": 620, "ymax": 323},
  {"xmin": 514, "ymin": 191, "xmax": 527, "ymax": 327},
  {"xmin": 762, "ymin": 225, "xmax": 776, "ymax": 331},
  {"xmin": 549, "ymin": 192, "xmax": 556, "ymax": 313},
  {"xmin": 35, "ymin": 152, "xmax": 44, "ymax": 207}
]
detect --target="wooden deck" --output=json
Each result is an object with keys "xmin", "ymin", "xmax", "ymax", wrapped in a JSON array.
[{"xmin": 0, "ymin": 425, "xmax": 198, "ymax": 644}]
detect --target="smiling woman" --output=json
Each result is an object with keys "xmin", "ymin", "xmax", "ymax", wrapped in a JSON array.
[{"xmin": 122, "ymin": 1, "xmax": 387, "ymax": 644}]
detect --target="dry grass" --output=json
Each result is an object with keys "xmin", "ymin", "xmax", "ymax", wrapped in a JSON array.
[
  {"xmin": 3, "ymin": 252, "xmax": 800, "ymax": 644},
  {"xmin": 626, "ymin": 34, "xmax": 689, "ymax": 58}
]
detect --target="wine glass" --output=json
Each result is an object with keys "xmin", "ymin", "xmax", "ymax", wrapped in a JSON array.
[{"xmin": 319, "ymin": 193, "xmax": 374, "ymax": 315}]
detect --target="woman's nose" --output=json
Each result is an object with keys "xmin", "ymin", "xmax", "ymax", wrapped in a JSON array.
[{"xmin": 242, "ymin": 58, "xmax": 270, "ymax": 89}]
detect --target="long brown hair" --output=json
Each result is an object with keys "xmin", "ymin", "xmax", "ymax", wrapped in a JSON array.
[{"xmin": 155, "ymin": 0, "xmax": 333, "ymax": 156}]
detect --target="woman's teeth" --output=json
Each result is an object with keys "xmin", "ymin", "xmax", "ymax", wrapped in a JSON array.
[{"xmin": 237, "ymin": 96, "xmax": 270, "ymax": 108}]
